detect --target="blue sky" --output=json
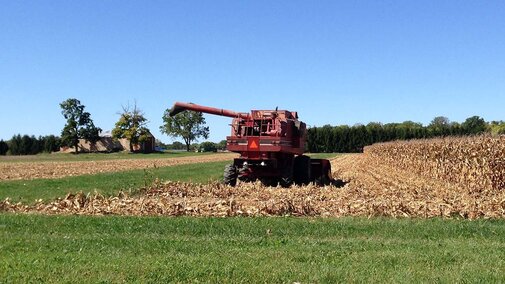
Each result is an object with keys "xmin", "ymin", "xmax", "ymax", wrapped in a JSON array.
[{"xmin": 1, "ymin": 1, "xmax": 504, "ymax": 143}]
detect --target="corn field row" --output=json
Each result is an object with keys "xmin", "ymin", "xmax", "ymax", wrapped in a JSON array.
[{"xmin": 364, "ymin": 135, "xmax": 505, "ymax": 192}]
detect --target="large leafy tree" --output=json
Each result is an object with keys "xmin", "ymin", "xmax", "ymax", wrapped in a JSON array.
[
  {"xmin": 428, "ymin": 116, "xmax": 451, "ymax": 136},
  {"xmin": 112, "ymin": 103, "xmax": 151, "ymax": 152},
  {"xmin": 160, "ymin": 110, "xmax": 209, "ymax": 152},
  {"xmin": 60, "ymin": 98, "xmax": 101, "ymax": 154},
  {"xmin": 462, "ymin": 116, "xmax": 487, "ymax": 135}
]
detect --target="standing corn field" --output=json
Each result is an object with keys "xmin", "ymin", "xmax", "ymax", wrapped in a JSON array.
[{"xmin": 364, "ymin": 135, "xmax": 505, "ymax": 192}]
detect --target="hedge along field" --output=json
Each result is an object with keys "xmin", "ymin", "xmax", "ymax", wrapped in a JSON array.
[{"xmin": 364, "ymin": 135, "xmax": 505, "ymax": 192}]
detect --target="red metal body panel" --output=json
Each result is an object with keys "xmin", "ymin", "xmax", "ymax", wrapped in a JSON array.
[{"xmin": 227, "ymin": 136, "xmax": 304, "ymax": 156}]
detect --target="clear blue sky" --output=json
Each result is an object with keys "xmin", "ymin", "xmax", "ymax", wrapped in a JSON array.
[{"xmin": 1, "ymin": 1, "xmax": 504, "ymax": 143}]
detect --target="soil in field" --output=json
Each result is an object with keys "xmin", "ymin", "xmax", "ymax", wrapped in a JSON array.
[{"xmin": 2, "ymin": 154, "xmax": 504, "ymax": 219}]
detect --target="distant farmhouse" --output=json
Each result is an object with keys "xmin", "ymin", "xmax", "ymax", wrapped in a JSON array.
[{"xmin": 60, "ymin": 131, "xmax": 155, "ymax": 153}]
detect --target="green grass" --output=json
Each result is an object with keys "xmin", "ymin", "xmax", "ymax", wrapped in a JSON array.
[
  {"xmin": 0, "ymin": 161, "xmax": 229, "ymax": 203},
  {"xmin": 0, "ymin": 151, "xmax": 216, "ymax": 163},
  {"xmin": 307, "ymin": 153, "xmax": 341, "ymax": 159},
  {"xmin": 1, "ymin": 215, "xmax": 505, "ymax": 283}
]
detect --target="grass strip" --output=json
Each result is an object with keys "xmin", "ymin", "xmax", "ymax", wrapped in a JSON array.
[{"xmin": 1, "ymin": 215, "xmax": 504, "ymax": 283}]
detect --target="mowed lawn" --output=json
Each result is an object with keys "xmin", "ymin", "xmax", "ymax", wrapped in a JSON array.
[{"xmin": 1, "ymin": 215, "xmax": 505, "ymax": 283}]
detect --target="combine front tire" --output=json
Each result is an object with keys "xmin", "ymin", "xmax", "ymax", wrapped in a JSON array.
[{"xmin": 224, "ymin": 164, "xmax": 238, "ymax": 186}]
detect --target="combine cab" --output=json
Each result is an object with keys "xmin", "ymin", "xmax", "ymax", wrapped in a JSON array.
[{"xmin": 169, "ymin": 102, "xmax": 333, "ymax": 187}]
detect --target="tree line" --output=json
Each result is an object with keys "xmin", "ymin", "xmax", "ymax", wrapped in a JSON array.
[
  {"xmin": 307, "ymin": 116, "xmax": 505, "ymax": 153},
  {"xmin": 0, "ymin": 135, "xmax": 61, "ymax": 155},
  {"xmin": 2, "ymin": 100, "xmax": 504, "ymax": 156},
  {"xmin": 159, "ymin": 140, "xmax": 227, "ymax": 152}
]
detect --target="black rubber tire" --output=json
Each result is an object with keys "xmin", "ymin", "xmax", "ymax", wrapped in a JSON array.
[
  {"xmin": 315, "ymin": 164, "xmax": 332, "ymax": 186},
  {"xmin": 279, "ymin": 158, "xmax": 294, "ymax": 188},
  {"xmin": 260, "ymin": 177, "xmax": 278, "ymax": 187},
  {"xmin": 294, "ymin": 155, "xmax": 311, "ymax": 185},
  {"xmin": 223, "ymin": 164, "xmax": 238, "ymax": 187},
  {"xmin": 238, "ymin": 166, "xmax": 251, "ymax": 182}
]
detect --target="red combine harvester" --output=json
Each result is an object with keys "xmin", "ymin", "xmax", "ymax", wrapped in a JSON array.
[{"xmin": 169, "ymin": 102, "xmax": 333, "ymax": 187}]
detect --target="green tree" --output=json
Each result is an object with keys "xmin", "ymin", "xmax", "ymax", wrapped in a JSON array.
[
  {"xmin": 217, "ymin": 140, "xmax": 227, "ymax": 151},
  {"xmin": 462, "ymin": 116, "xmax": 487, "ymax": 135},
  {"xmin": 20, "ymin": 135, "xmax": 34, "ymax": 155},
  {"xmin": 8, "ymin": 134, "xmax": 22, "ymax": 155},
  {"xmin": 401, "ymin": 121, "xmax": 424, "ymax": 140},
  {"xmin": 168, "ymin": 141, "xmax": 186, "ymax": 150},
  {"xmin": 428, "ymin": 116, "xmax": 451, "ymax": 137},
  {"xmin": 43, "ymin": 135, "xmax": 61, "ymax": 153},
  {"xmin": 112, "ymin": 103, "xmax": 151, "ymax": 152},
  {"xmin": 29, "ymin": 135, "xmax": 41, "ymax": 154},
  {"xmin": 160, "ymin": 110, "xmax": 209, "ymax": 152},
  {"xmin": 366, "ymin": 122, "xmax": 383, "ymax": 144},
  {"xmin": 190, "ymin": 143, "xmax": 200, "ymax": 152},
  {"xmin": 306, "ymin": 127, "xmax": 319, "ymax": 153},
  {"xmin": 60, "ymin": 98, "xmax": 102, "ymax": 154},
  {"xmin": 488, "ymin": 121, "xmax": 505, "ymax": 135},
  {"xmin": 199, "ymin": 141, "xmax": 217, "ymax": 152},
  {"xmin": 449, "ymin": 122, "xmax": 462, "ymax": 136},
  {"xmin": 81, "ymin": 124, "xmax": 101, "ymax": 152},
  {"xmin": 0, "ymin": 140, "xmax": 8, "ymax": 155}
]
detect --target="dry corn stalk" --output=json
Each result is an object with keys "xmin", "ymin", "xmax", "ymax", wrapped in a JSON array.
[{"xmin": 364, "ymin": 135, "xmax": 505, "ymax": 192}]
